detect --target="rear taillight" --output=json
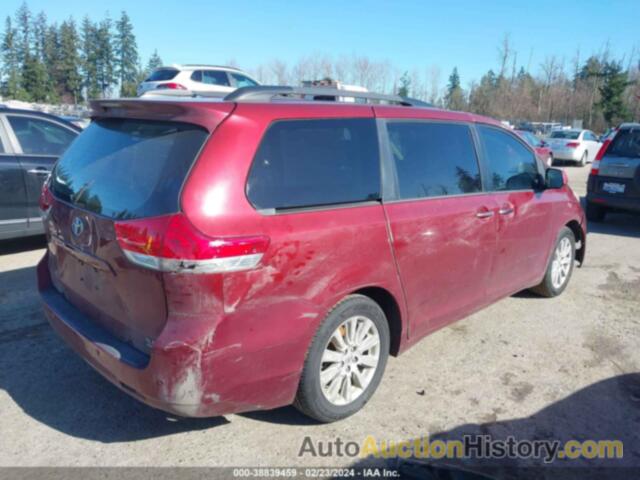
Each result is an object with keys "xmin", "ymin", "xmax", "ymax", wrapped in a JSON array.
[
  {"xmin": 39, "ymin": 182, "xmax": 53, "ymax": 212},
  {"xmin": 591, "ymin": 138, "xmax": 612, "ymax": 175},
  {"xmin": 114, "ymin": 214, "xmax": 269, "ymax": 274},
  {"xmin": 156, "ymin": 82, "xmax": 187, "ymax": 90},
  {"xmin": 566, "ymin": 142, "xmax": 580, "ymax": 148}
]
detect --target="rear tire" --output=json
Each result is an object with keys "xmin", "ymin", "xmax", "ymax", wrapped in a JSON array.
[
  {"xmin": 579, "ymin": 151, "xmax": 587, "ymax": 167},
  {"xmin": 586, "ymin": 201, "xmax": 606, "ymax": 222},
  {"xmin": 294, "ymin": 295, "xmax": 390, "ymax": 423},
  {"xmin": 530, "ymin": 227, "xmax": 576, "ymax": 298}
]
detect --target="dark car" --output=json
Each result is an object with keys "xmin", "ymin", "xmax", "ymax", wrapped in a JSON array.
[
  {"xmin": 38, "ymin": 87, "xmax": 585, "ymax": 422},
  {"xmin": 0, "ymin": 107, "xmax": 80, "ymax": 240},
  {"xmin": 586, "ymin": 123, "xmax": 640, "ymax": 221}
]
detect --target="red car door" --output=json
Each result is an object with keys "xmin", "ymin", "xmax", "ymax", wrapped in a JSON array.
[
  {"xmin": 475, "ymin": 124, "xmax": 555, "ymax": 299},
  {"xmin": 380, "ymin": 118, "xmax": 498, "ymax": 339}
]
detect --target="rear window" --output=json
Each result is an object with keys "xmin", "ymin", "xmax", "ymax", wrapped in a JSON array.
[
  {"xmin": 550, "ymin": 131, "xmax": 580, "ymax": 140},
  {"xmin": 145, "ymin": 69, "xmax": 178, "ymax": 82},
  {"xmin": 607, "ymin": 129, "xmax": 640, "ymax": 158},
  {"xmin": 50, "ymin": 118, "xmax": 208, "ymax": 219},
  {"xmin": 246, "ymin": 119, "xmax": 380, "ymax": 211}
]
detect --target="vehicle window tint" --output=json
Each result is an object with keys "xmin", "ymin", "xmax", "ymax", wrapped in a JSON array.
[
  {"xmin": 145, "ymin": 69, "xmax": 178, "ymax": 81},
  {"xmin": 191, "ymin": 70, "xmax": 202, "ymax": 82},
  {"xmin": 550, "ymin": 131, "xmax": 580, "ymax": 140},
  {"xmin": 7, "ymin": 116, "xmax": 76, "ymax": 156},
  {"xmin": 202, "ymin": 70, "xmax": 230, "ymax": 86},
  {"xmin": 478, "ymin": 125, "xmax": 539, "ymax": 191},
  {"xmin": 520, "ymin": 131, "xmax": 541, "ymax": 148},
  {"xmin": 50, "ymin": 119, "xmax": 208, "ymax": 219},
  {"xmin": 386, "ymin": 122, "xmax": 481, "ymax": 199},
  {"xmin": 231, "ymin": 73, "xmax": 257, "ymax": 87},
  {"xmin": 247, "ymin": 119, "xmax": 380, "ymax": 210},
  {"xmin": 607, "ymin": 129, "xmax": 640, "ymax": 158}
]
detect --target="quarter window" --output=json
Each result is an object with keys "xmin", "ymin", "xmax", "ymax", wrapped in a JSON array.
[
  {"xmin": 231, "ymin": 73, "xmax": 258, "ymax": 87},
  {"xmin": 7, "ymin": 116, "xmax": 76, "ymax": 156},
  {"xmin": 386, "ymin": 122, "xmax": 482, "ymax": 199},
  {"xmin": 477, "ymin": 125, "xmax": 539, "ymax": 191},
  {"xmin": 247, "ymin": 119, "xmax": 380, "ymax": 210}
]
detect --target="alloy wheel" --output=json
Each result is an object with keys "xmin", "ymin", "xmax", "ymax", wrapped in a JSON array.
[{"xmin": 319, "ymin": 315, "xmax": 381, "ymax": 406}]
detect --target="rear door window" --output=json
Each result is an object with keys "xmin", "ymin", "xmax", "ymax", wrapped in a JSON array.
[
  {"xmin": 50, "ymin": 118, "xmax": 208, "ymax": 219},
  {"xmin": 202, "ymin": 70, "xmax": 230, "ymax": 86},
  {"xmin": 145, "ymin": 69, "xmax": 178, "ymax": 82},
  {"xmin": 477, "ymin": 125, "xmax": 539, "ymax": 191},
  {"xmin": 246, "ymin": 119, "xmax": 380, "ymax": 211},
  {"xmin": 7, "ymin": 115, "xmax": 77, "ymax": 156},
  {"xmin": 607, "ymin": 129, "xmax": 640, "ymax": 158},
  {"xmin": 386, "ymin": 121, "xmax": 482, "ymax": 199}
]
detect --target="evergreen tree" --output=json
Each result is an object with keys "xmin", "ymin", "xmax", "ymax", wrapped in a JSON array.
[
  {"xmin": 146, "ymin": 49, "xmax": 163, "ymax": 73},
  {"xmin": 598, "ymin": 61, "xmax": 632, "ymax": 126},
  {"xmin": 33, "ymin": 11, "xmax": 47, "ymax": 61},
  {"xmin": 95, "ymin": 16, "xmax": 115, "ymax": 97},
  {"xmin": 81, "ymin": 16, "xmax": 100, "ymax": 99},
  {"xmin": 115, "ymin": 11, "xmax": 138, "ymax": 96},
  {"xmin": 445, "ymin": 67, "xmax": 466, "ymax": 111},
  {"xmin": 1, "ymin": 16, "xmax": 22, "ymax": 98},
  {"xmin": 398, "ymin": 71, "xmax": 410, "ymax": 97},
  {"xmin": 58, "ymin": 19, "xmax": 82, "ymax": 103},
  {"xmin": 21, "ymin": 52, "xmax": 49, "ymax": 101},
  {"xmin": 15, "ymin": 2, "xmax": 31, "ymax": 66}
]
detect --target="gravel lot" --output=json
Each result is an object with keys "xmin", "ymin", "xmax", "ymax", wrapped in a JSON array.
[{"xmin": 1, "ymin": 165, "xmax": 639, "ymax": 473}]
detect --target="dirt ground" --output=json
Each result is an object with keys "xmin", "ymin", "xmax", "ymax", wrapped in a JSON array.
[{"xmin": 1, "ymin": 164, "xmax": 639, "ymax": 474}]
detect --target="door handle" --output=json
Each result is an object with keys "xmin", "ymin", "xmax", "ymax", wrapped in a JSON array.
[
  {"xmin": 27, "ymin": 168, "xmax": 50, "ymax": 175},
  {"xmin": 475, "ymin": 208, "xmax": 495, "ymax": 219},
  {"xmin": 499, "ymin": 203, "xmax": 515, "ymax": 215}
]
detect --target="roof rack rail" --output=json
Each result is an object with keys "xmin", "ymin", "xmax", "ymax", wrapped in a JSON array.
[{"xmin": 223, "ymin": 86, "xmax": 432, "ymax": 107}]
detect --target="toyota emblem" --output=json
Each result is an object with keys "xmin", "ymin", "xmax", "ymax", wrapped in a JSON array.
[{"xmin": 71, "ymin": 217, "xmax": 85, "ymax": 237}]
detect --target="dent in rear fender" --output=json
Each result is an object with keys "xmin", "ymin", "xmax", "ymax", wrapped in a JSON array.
[
  {"xmin": 219, "ymin": 207, "xmax": 407, "ymax": 361},
  {"xmin": 150, "ymin": 273, "xmax": 226, "ymax": 415}
]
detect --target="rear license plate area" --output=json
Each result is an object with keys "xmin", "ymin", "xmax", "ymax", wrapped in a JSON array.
[{"xmin": 602, "ymin": 182, "xmax": 626, "ymax": 194}]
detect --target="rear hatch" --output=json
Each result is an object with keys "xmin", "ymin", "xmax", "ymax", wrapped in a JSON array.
[
  {"xmin": 596, "ymin": 127, "xmax": 640, "ymax": 199},
  {"xmin": 137, "ymin": 67, "xmax": 180, "ymax": 95},
  {"xmin": 45, "ymin": 103, "xmax": 230, "ymax": 352}
]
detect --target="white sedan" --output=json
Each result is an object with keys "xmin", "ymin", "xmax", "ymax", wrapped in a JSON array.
[{"xmin": 547, "ymin": 129, "xmax": 602, "ymax": 166}]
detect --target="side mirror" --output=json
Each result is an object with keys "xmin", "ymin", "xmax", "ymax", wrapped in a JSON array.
[
  {"xmin": 539, "ymin": 140, "xmax": 547, "ymax": 147},
  {"xmin": 546, "ymin": 168, "xmax": 566, "ymax": 189}
]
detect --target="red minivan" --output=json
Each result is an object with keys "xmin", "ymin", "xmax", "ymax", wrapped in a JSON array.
[{"xmin": 38, "ymin": 87, "xmax": 586, "ymax": 422}]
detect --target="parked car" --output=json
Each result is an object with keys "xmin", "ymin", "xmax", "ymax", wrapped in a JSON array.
[
  {"xmin": 136, "ymin": 64, "xmax": 260, "ymax": 96},
  {"xmin": 38, "ymin": 87, "xmax": 586, "ymax": 423},
  {"xmin": 547, "ymin": 129, "xmax": 602, "ymax": 166},
  {"xmin": 516, "ymin": 129, "xmax": 553, "ymax": 167},
  {"xmin": 0, "ymin": 107, "xmax": 80, "ymax": 240},
  {"xmin": 586, "ymin": 123, "xmax": 640, "ymax": 222}
]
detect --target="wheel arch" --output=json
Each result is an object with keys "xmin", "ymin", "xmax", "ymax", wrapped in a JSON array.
[
  {"xmin": 565, "ymin": 219, "xmax": 585, "ymax": 266},
  {"xmin": 352, "ymin": 286, "xmax": 404, "ymax": 356}
]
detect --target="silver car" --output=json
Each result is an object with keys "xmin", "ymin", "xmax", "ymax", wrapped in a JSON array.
[{"xmin": 547, "ymin": 129, "xmax": 602, "ymax": 166}]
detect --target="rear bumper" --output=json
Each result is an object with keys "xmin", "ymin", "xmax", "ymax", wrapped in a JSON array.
[
  {"xmin": 38, "ymin": 253, "xmax": 302, "ymax": 417},
  {"xmin": 587, "ymin": 175, "xmax": 640, "ymax": 213},
  {"xmin": 587, "ymin": 192, "xmax": 640, "ymax": 213},
  {"xmin": 551, "ymin": 148, "xmax": 581, "ymax": 161}
]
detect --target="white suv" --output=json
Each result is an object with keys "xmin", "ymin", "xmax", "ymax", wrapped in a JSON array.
[{"xmin": 136, "ymin": 65, "xmax": 260, "ymax": 96}]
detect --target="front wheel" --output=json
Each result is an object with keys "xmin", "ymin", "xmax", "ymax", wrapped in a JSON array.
[
  {"xmin": 530, "ymin": 227, "xmax": 576, "ymax": 298},
  {"xmin": 294, "ymin": 295, "xmax": 390, "ymax": 422}
]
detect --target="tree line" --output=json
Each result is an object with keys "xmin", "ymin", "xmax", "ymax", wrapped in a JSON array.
[
  {"xmin": 0, "ymin": 2, "xmax": 162, "ymax": 103},
  {"xmin": 1, "ymin": 4, "xmax": 638, "ymax": 131},
  {"xmin": 247, "ymin": 38, "xmax": 639, "ymax": 132}
]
